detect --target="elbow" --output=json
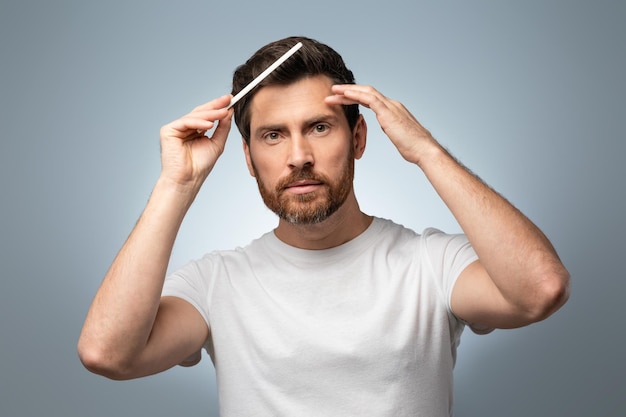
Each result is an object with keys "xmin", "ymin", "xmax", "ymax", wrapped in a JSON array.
[
  {"xmin": 77, "ymin": 339, "xmax": 136, "ymax": 381},
  {"xmin": 527, "ymin": 266, "xmax": 571, "ymax": 323}
]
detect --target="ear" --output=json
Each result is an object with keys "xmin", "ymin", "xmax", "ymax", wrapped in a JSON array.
[
  {"xmin": 352, "ymin": 115, "xmax": 367, "ymax": 160},
  {"xmin": 242, "ymin": 138, "xmax": 256, "ymax": 177}
]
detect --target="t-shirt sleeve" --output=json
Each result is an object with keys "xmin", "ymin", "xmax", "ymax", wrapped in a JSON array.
[
  {"xmin": 421, "ymin": 228, "xmax": 477, "ymax": 308},
  {"xmin": 162, "ymin": 257, "xmax": 211, "ymax": 328},
  {"xmin": 421, "ymin": 227, "xmax": 494, "ymax": 334}
]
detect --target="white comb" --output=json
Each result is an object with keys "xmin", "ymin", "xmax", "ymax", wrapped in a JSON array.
[{"xmin": 227, "ymin": 41, "xmax": 303, "ymax": 109}]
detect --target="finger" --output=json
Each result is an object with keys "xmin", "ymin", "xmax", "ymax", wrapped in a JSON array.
[
  {"xmin": 191, "ymin": 107, "xmax": 232, "ymax": 135},
  {"xmin": 331, "ymin": 84, "xmax": 385, "ymax": 98},
  {"xmin": 187, "ymin": 107, "xmax": 230, "ymax": 123},
  {"xmin": 191, "ymin": 94, "xmax": 233, "ymax": 113},
  {"xmin": 209, "ymin": 110, "xmax": 233, "ymax": 142},
  {"xmin": 167, "ymin": 105, "xmax": 231, "ymax": 134},
  {"xmin": 329, "ymin": 85, "xmax": 390, "ymax": 111},
  {"xmin": 324, "ymin": 94, "xmax": 361, "ymax": 106},
  {"xmin": 164, "ymin": 117, "xmax": 216, "ymax": 139},
  {"xmin": 338, "ymin": 90, "xmax": 389, "ymax": 114},
  {"xmin": 163, "ymin": 105, "xmax": 229, "ymax": 139}
]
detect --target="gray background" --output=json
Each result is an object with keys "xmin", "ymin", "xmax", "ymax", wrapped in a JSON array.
[{"xmin": 1, "ymin": 1, "xmax": 624, "ymax": 416}]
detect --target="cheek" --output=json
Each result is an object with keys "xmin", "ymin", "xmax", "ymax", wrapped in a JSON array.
[
  {"xmin": 324, "ymin": 143, "xmax": 353, "ymax": 168},
  {"xmin": 248, "ymin": 149, "xmax": 282, "ymax": 184},
  {"xmin": 246, "ymin": 142, "xmax": 275, "ymax": 176}
]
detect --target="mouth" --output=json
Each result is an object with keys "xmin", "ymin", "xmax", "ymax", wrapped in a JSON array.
[{"xmin": 283, "ymin": 179, "xmax": 324, "ymax": 194}]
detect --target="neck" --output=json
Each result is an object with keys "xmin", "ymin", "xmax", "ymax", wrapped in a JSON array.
[{"xmin": 273, "ymin": 192, "xmax": 372, "ymax": 250}]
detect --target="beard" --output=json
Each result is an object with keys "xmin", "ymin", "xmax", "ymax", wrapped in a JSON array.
[{"xmin": 252, "ymin": 156, "xmax": 355, "ymax": 225}]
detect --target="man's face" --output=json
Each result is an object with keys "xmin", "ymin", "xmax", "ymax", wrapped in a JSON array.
[{"xmin": 243, "ymin": 75, "xmax": 363, "ymax": 224}]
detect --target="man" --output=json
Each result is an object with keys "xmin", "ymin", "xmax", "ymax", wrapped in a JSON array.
[{"xmin": 78, "ymin": 36, "xmax": 570, "ymax": 416}]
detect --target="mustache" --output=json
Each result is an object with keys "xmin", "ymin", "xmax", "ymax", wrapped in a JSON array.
[{"xmin": 276, "ymin": 167, "xmax": 328, "ymax": 191}]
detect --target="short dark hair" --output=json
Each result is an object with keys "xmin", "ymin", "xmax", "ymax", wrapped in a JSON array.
[{"xmin": 231, "ymin": 36, "xmax": 360, "ymax": 143}]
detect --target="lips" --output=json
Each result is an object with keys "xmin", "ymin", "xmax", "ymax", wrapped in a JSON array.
[
  {"xmin": 276, "ymin": 168, "xmax": 328, "ymax": 195},
  {"xmin": 285, "ymin": 179, "xmax": 322, "ymax": 189},
  {"xmin": 283, "ymin": 179, "xmax": 323, "ymax": 195}
]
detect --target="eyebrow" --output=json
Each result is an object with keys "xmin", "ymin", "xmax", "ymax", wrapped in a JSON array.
[{"xmin": 253, "ymin": 114, "xmax": 339, "ymax": 137}]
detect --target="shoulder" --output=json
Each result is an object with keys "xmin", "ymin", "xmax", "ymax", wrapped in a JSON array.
[
  {"xmin": 371, "ymin": 217, "xmax": 420, "ymax": 241},
  {"xmin": 370, "ymin": 218, "xmax": 465, "ymax": 253},
  {"xmin": 420, "ymin": 226, "xmax": 473, "ymax": 255},
  {"xmin": 195, "ymin": 231, "xmax": 276, "ymax": 266}
]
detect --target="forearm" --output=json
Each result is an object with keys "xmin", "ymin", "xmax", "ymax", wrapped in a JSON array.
[
  {"xmin": 419, "ymin": 144, "xmax": 569, "ymax": 315},
  {"xmin": 78, "ymin": 176, "xmax": 197, "ymax": 370},
  {"xmin": 325, "ymin": 84, "xmax": 568, "ymax": 321}
]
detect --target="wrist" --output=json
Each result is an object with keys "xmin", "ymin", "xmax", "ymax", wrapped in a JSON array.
[
  {"xmin": 412, "ymin": 140, "xmax": 449, "ymax": 169},
  {"xmin": 152, "ymin": 175, "xmax": 200, "ymax": 212}
]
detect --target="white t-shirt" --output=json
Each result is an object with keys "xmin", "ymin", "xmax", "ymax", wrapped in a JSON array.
[{"xmin": 163, "ymin": 217, "xmax": 478, "ymax": 417}]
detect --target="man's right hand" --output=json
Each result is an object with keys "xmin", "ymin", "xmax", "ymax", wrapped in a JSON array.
[
  {"xmin": 78, "ymin": 95, "xmax": 233, "ymax": 380},
  {"xmin": 159, "ymin": 94, "xmax": 233, "ymax": 194}
]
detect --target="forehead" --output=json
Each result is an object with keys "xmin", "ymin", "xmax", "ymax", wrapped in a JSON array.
[{"xmin": 249, "ymin": 75, "xmax": 339, "ymax": 128}]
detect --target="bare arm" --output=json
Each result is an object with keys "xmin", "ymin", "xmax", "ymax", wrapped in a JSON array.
[
  {"xmin": 77, "ymin": 95, "xmax": 233, "ymax": 379},
  {"xmin": 418, "ymin": 145, "xmax": 569, "ymax": 329},
  {"xmin": 326, "ymin": 85, "xmax": 570, "ymax": 330}
]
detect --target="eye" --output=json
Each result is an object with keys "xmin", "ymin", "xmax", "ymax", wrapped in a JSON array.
[
  {"xmin": 263, "ymin": 131, "xmax": 280, "ymax": 142},
  {"xmin": 313, "ymin": 124, "xmax": 329, "ymax": 135}
]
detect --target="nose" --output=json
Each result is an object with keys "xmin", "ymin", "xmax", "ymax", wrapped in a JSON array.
[{"xmin": 287, "ymin": 135, "xmax": 314, "ymax": 170}]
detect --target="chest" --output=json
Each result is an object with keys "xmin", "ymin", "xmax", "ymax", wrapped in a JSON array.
[{"xmin": 209, "ymin": 255, "xmax": 453, "ymax": 375}]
